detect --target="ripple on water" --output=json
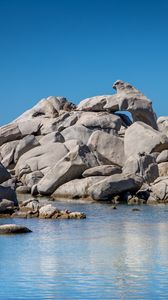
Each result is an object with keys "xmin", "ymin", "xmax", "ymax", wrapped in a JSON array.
[{"xmin": 1, "ymin": 201, "xmax": 168, "ymax": 299}]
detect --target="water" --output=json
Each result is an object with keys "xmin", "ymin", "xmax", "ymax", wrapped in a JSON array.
[{"xmin": 1, "ymin": 201, "xmax": 168, "ymax": 300}]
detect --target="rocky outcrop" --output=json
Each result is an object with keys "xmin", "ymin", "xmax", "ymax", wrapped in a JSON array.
[{"xmin": 0, "ymin": 80, "xmax": 167, "ymax": 205}]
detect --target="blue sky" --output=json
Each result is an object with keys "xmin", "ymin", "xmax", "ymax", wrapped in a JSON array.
[{"xmin": 0, "ymin": 0, "xmax": 168, "ymax": 125}]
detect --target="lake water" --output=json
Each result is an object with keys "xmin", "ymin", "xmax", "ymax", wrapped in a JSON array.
[{"xmin": 1, "ymin": 200, "xmax": 168, "ymax": 300}]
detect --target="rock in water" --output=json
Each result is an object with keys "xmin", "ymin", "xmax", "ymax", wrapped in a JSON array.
[
  {"xmin": 88, "ymin": 174, "xmax": 143, "ymax": 201},
  {"xmin": 0, "ymin": 224, "xmax": 32, "ymax": 234}
]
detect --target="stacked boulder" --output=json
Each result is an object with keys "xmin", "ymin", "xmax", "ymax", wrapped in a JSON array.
[{"xmin": 0, "ymin": 80, "xmax": 168, "ymax": 204}]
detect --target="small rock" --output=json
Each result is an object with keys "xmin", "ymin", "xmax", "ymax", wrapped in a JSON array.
[{"xmin": 0, "ymin": 224, "xmax": 32, "ymax": 234}]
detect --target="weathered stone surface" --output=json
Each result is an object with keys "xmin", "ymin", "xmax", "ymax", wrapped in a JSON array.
[
  {"xmin": 76, "ymin": 112, "xmax": 121, "ymax": 132},
  {"xmin": 39, "ymin": 204, "xmax": 59, "ymax": 218},
  {"xmin": 16, "ymin": 186, "xmax": 31, "ymax": 194},
  {"xmin": 17, "ymin": 119, "xmax": 41, "ymax": 136},
  {"xmin": 123, "ymin": 153, "xmax": 159, "ymax": 184},
  {"xmin": 88, "ymin": 130, "xmax": 124, "ymax": 166},
  {"xmin": 156, "ymin": 150, "xmax": 168, "ymax": 163},
  {"xmin": 61, "ymin": 125, "xmax": 93, "ymax": 145},
  {"xmin": 124, "ymin": 122, "xmax": 168, "ymax": 159},
  {"xmin": 52, "ymin": 176, "xmax": 105, "ymax": 199},
  {"xmin": 157, "ymin": 116, "xmax": 168, "ymax": 135},
  {"xmin": 82, "ymin": 165, "xmax": 122, "ymax": 177},
  {"xmin": 0, "ymin": 199, "xmax": 14, "ymax": 213},
  {"xmin": 0, "ymin": 224, "xmax": 31, "ymax": 234},
  {"xmin": 57, "ymin": 112, "xmax": 79, "ymax": 131},
  {"xmin": 0, "ymin": 123, "xmax": 22, "ymax": 146},
  {"xmin": 21, "ymin": 171, "xmax": 44, "ymax": 188},
  {"xmin": 37, "ymin": 145, "xmax": 99, "ymax": 195},
  {"xmin": 112, "ymin": 80, "xmax": 158, "ymax": 129},
  {"xmin": 158, "ymin": 162, "xmax": 168, "ymax": 177},
  {"xmin": 14, "ymin": 135, "xmax": 39, "ymax": 162},
  {"xmin": 0, "ymin": 140, "xmax": 19, "ymax": 167},
  {"xmin": 88, "ymin": 174, "xmax": 143, "ymax": 201},
  {"xmin": 150, "ymin": 177, "xmax": 168, "ymax": 202},
  {"xmin": 15, "ymin": 143, "xmax": 69, "ymax": 179},
  {"xmin": 39, "ymin": 131, "xmax": 65, "ymax": 145},
  {"xmin": 39, "ymin": 113, "xmax": 70, "ymax": 135},
  {"xmin": 64, "ymin": 139, "xmax": 82, "ymax": 151},
  {"xmin": 0, "ymin": 163, "xmax": 11, "ymax": 184},
  {"xmin": 77, "ymin": 95, "xmax": 119, "ymax": 112}
]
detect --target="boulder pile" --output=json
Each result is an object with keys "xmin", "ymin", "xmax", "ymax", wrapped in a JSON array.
[{"xmin": 0, "ymin": 80, "xmax": 168, "ymax": 204}]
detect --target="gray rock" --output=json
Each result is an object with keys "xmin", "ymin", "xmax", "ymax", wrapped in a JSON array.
[
  {"xmin": 37, "ymin": 145, "xmax": 99, "ymax": 195},
  {"xmin": 88, "ymin": 174, "xmax": 143, "ymax": 201},
  {"xmin": 82, "ymin": 165, "xmax": 122, "ymax": 177},
  {"xmin": 0, "ymin": 199, "xmax": 14, "ymax": 213},
  {"xmin": 156, "ymin": 150, "xmax": 168, "ymax": 163},
  {"xmin": 88, "ymin": 130, "xmax": 125, "ymax": 166},
  {"xmin": 112, "ymin": 80, "xmax": 158, "ymax": 129},
  {"xmin": 52, "ymin": 176, "xmax": 106, "ymax": 199},
  {"xmin": 17, "ymin": 119, "xmax": 41, "ymax": 136},
  {"xmin": 77, "ymin": 95, "xmax": 118, "ymax": 112},
  {"xmin": 0, "ymin": 163, "xmax": 11, "ymax": 184},
  {"xmin": 16, "ymin": 186, "xmax": 31, "ymax": 194},
  {"xmin": 150, "ymin": 177, "xmax": 168, "ymax": 202},
  {"xmin": 124, "ymin": 122, "xmax": 168, "ymax": 159},
  {"xmin": 64, "ymin": 139, "xmax": 82, "ymax": 151},
  {"xmin": 39, "ymin": 204, "xmax": 59, "ymax": 218},
  {"xmin": 15, "ymin": 143, "xmax": 69, "ymax": 179},
  {"xmin": 0, "ymin": 123, "xmax": 22, "ymax": 146},
  {"xmin": 23, "ymin": 171, "xmax": 44, "ymax": 188},
  {"xmin": 158, "ymin": 162, "xmax": 168, "ymax": 177},
  {"xmin": 76, "ymin": 111, "xmax": 121, "ymax": 132},
  {"xmin": 39, "ymin": 131, "xmax": 65, "ymax": 145},
  {"xmin": 157, "ymin": 116, "xmax": 168, "ymax": 135},
  {"xmin": 0, "ymin": 140, "xmax": 19, "ymax": 167},
  {"xmin": 40, "ymin": 113, "xmax": 70, "ymax": 135},
  {"xmin": 61, "ymin": 125, "xmax": 93, "ymax": 145},
  {"xmin": 0, "ymin": 224, "xmax": 31, "ymax": 234},
  {"xmin": 14, "ymin": 135, "xmax": 40, "ymax": 162},
  {"xmin": 123, "ymin": 153, "xmax": 159, "ymax": 184}
]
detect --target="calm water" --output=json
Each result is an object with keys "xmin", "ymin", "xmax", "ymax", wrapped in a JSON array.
[{"xmin": 1, "ymin": 200, "xmax": 168, "ymax": 300}]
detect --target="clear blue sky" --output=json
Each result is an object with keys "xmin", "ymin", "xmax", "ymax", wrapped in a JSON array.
[{"xmin": 0, "ymin": 0, "xmax": 168, "ymax": 125}]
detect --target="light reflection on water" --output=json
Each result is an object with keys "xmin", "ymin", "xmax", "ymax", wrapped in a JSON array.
[{"xmin": 1, "ymin": 201, "xmax": 168, "ymax": 299}]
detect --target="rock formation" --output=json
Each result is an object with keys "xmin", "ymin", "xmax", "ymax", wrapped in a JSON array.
[{"xmin": 0, "ymin": 80, "xmax": 168, "ymax": 206}]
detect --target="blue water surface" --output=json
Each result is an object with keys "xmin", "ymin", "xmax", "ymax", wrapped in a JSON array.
[{"xmin": 0, "ymin": 201, "xmax": 168, "ymax": 300}]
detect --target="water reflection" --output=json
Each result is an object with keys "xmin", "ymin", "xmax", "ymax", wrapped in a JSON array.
[{"xmin": 1, "ymin": 204, "xmax": 168, "ymax": 299}]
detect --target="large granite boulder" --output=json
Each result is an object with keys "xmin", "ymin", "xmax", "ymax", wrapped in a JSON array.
[
  {"xmin": 111, "ymin": 80, "xmax": 158, "ymax": 129},
  {"xmin": 0, "ymin": 123, "xmax": 22, "ymax": 146},
  {"xmin": 15, "ymin": 143, "xmax": 69, "ymax": 179},
  {"xmin": 156, "ymin": 150, "xmax": 168, "ymax": 163},
  {"xmin": 52, "ymin": 176, "xmax": 105, "ymax": 199},
  {"xmin": 76, "ymin": 111, "xmax": 122, "ymax": 132},
  {"xmin": 157, "ymin": 116, "xmax": 168, "ymax": 135},
  {"xmin": 88, "ymin": 130, "xmax": 124, "ymax": 166},
  {"xmin": 61, "ymin": 125, "xmax": 93, "ymax": 145},
  {"xmin": 77, "ymin": 95, "xmax": 119, "ymax": 112},
  {"xmin": 149, "ymin": 177, "xmax": 168, "ymax": 203},
  {"xmin": 123, "ymin": 153, "xmax": 159, "ymax": 184},
  {"xmin": 14, "ymin": 135, "xmax": 39, "ymax": 163},
  {"xmin": 88, "ymin": 174, "xmax": 143, "ymax": 201},
  {"xmin": 124, "ymin": 122, "xmax": 168, "ymax": 159},
  {"xmin": 37, "ymin": 145, "xmax": 99, "ymax": 195},
  {"xmin": 82, "ymin": 165, "xmax": 122, "ymax": 177}
]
